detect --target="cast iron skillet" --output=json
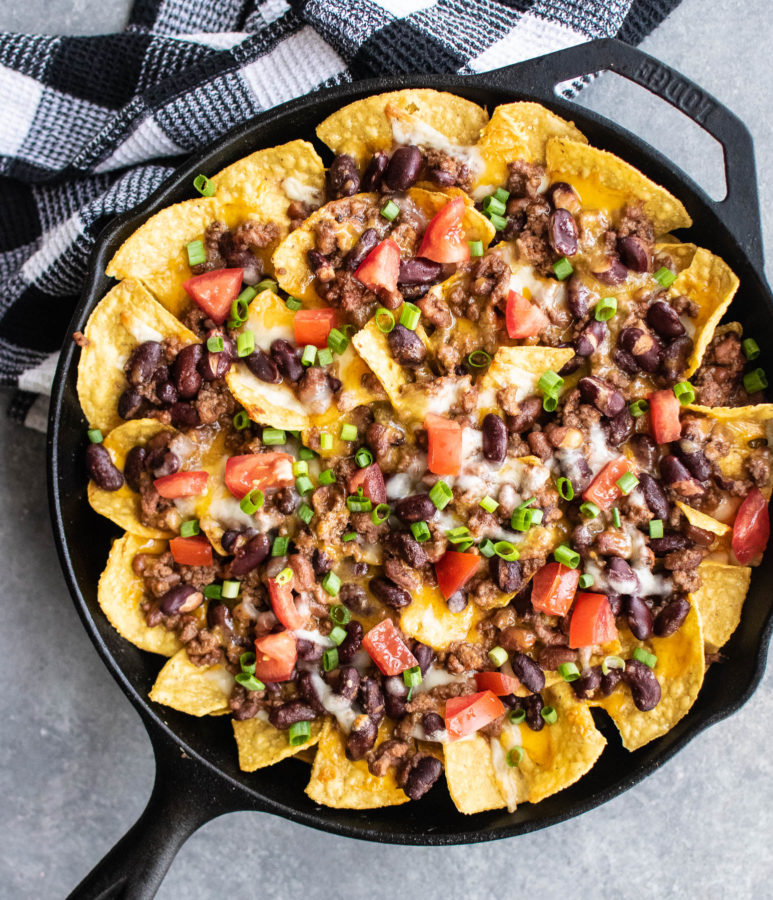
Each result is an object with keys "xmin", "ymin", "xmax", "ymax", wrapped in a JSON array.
[{"xmin": 48, "ymin": 38, "xmax": 772, "ymax": 899}]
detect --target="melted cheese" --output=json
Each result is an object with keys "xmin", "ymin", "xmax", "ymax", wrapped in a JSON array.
[
  {"xmin": 282, "ymin": 176, "xmax": 322, "ymax": 207},
  {"xmin": 308, "ymin": 671, "xmax": 358, "ymax": 733},
  {"xmin": 391, "ymin": 116, "xmax": 483, "ymax": 179},
  {"xmin": 122, "ymin": 315, "xmax": 164, "ymax": 345}
]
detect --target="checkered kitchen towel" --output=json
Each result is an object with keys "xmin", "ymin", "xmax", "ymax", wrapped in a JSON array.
[{"xmin": 1, "ymin": 0, "xmax": 681, "ymax": 430}]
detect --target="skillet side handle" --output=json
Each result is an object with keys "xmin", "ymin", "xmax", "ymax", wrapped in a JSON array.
[
  {"xmin": 480, "ymin": 37, "xmax": 764, "ymax": 269},
  {"xmin": 67, "ymin": 726, "xmax": 257, "ymax": 900}
]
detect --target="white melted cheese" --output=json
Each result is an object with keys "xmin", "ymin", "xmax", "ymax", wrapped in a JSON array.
[
  {"xmin": 204, "ymin": 666, "xmax": 235, "ymax": 697},
  {"xmin": 390, "ymin": 117, "xmax": 484, "ymax": 179},
  {"xmin": 626, "ymin": 525, "xmax": 673, "ymax": 596},
  {"xmin": 173, "ymin": 497, "xmax": 198, "ymax": 518},
  {"xmin": 294, "ymin": 628, "xmax": 333, "ymax": 648},
  {"xmin": 235, "ymin": 364, "xmax": 308, "ymax": 414},
  {"xmin": 206, "ymin": 495, "xmax": 284, "ymax": 532},
  {"xmin": 282, "ymin": 176, "xmax": 322, "ymax": 206},
  {"xmin": 406, "ymin": 720, "xmax": 450, "ymax": 744},
  {"xmin": 585, "ymin": 422, "xmax": 618, "ymax": 476},
  {"xmin": 245, "ymin": 310, "xmax": 294, "ymax": 352},
  {"xmin": 490, "ymin": 721, "xmax": 523, "ymax": 813},
  {"xmin": 418, "ymin": 666, "xmax": 468, "ymax": 692},
  {"xmin": 509, "ymin": 264, "xmax": 566, "ymax": 314},
  {"xmin": 308, "ymin": 671, "xmax": 358, "ymax": 733},
  {"xmin": 123, "ymin": 317, "xmax": 164, "ymax": 345}
]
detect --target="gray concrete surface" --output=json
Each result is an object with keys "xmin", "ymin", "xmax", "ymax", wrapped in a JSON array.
[{"xmin": 2, "ymin": 1, "xmax": 773, "ymax": 897}]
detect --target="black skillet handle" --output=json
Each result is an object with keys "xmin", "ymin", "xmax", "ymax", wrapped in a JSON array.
[
  {"xmin": 480, "ymin": 37, "xmax": 764, "ymax": 269},
  {"xmin": 67, "ymin": 721, "xmax": 261, "ymax": 900}
]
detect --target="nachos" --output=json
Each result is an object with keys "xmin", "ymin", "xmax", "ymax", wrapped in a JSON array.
[{"xmin": 75, "ymin": 90, "xmax": 770, "ymax": 812}]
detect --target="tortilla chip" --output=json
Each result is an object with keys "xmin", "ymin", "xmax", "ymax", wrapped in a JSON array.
[
  {"xmin": 687, "ymin": 403, "xmax": 773, "ymax": 423},
  {"xmin": 675, "ymin": 501, "xmax": 730, "ymax": 537},
  {"xmin": 690, "ymin": 562, "xmax": 751, "ymax": 652},
  {"xmin": 479, "ymin": 345, "xmax": 575, "ymax": 403},
  {"xmin": 305, "ymin": 718, "xmax": 409, "ymax": 809},
  {"xmin": 97, "ymin": 532, "xmax": 181, "ymax": 656},
  {"xmin": 88, "ymin": 419, "xmax": 178, "ymax": 538},
  {"xmin": 444, "ymin": 732, "xmax": 508, "ymax": 815},
  {"xmin": 546, "ymin": 138, "xmax": 692, "ymax": 234},
  {"xmin": 233, "ymin": 715, "xmax": 323, "ymax": 771},
  {"xmin": 316, "ymin": 90, "xmax": 489, "ymax": 167},
  {"xmin": 149, "ymin": 648, "xmax": 234, "ymax": 716},
  {"xmin": 400, "ymin": 583, "xmax": 476, "ymax": 650},
  {"xmin": 350, "ymin": 317, "xmax": 430, "ymax": 410},
  {"xmin": 592, "ymin": 604, "xmax": 704, "ymax": 751},
  {"xmin": 76, "ymin": 280, "xmax": 198, "ymax": 433}
]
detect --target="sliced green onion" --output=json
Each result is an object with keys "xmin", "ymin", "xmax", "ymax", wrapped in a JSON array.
[
  {"xmin": 479, "ymin": 538, "xmax": 496, "ymax": 558},
  {"xmin": 489, "ymin": 212, "xmax": 507, "ymax": 231},
  {"xmin": 743, "ymin": 338, "xmax": 760, "ymax": 361},
  {"xmin": 580, "ymin": 501, "xmax": 600, "ymax": 519},
  {"xmin": 271, "ymin": 536, "xmax": 289, "ymax": 557},
  {"xmin": 87, "ymin": 428, "xmax": 103, "ymax": 443},
  {"xmin": 319, "ymin": 468, "xmax": 336, "ymax": 485},
  {"xmin": 649, "ymin": 518, "xmax": 664, "ymax": 539},
  {"xmin": 553, "ymin": 257, "xmax": 573, "ymax": 281},
  {"xmin": 511, "ymin": 506, "xmax": 542, "ymax": 532},
  {"xmin": 235, "ymin": 673, "xmax": 265, "ymax": 692},
  {"xmin": 330, "ymin": 605, "xmax": 351, "ymax": 626},
  {"xmin": 558, "ymin": 662, "xmax": 580, "ymax": 682},
  {"xmin": 193, "ymin": 174, "xmax": 215, "ymax": 197},
  {"xmin": 232, "ymin": 410, "xmax": 250, "ymax": 430},
  {"xmin": 323, "ymin": 647, "xmax": 339, "ymax": 672},
  {"xmin": 301, "ymin": 344, "xmax": 317, "ymax": 367},
  {"xmin": 612, "ymin": 507, "xmax": 621, "ymax": 529},
  {"xmin": 288, "ymin": 721, "xmax": 311, "ymax": 746},
  {"xmin": 254, "ymin": 278, "xmax": 278, "ymax": 294},
  {"xmin": 507, "ymin": 746, "xmax": 524, "ymax": 767},
  {"xmin": 493, "ymin": 187, "xmax": 510, "ymax": 204},
  {"xmin": 541, "ymin": 705, "xmax": 558, "ymax": 725},
  {"xmin": 239, "ymin": 651, "xmax": 257, "ymax": 674},
  {"xmin": 371, "ymin": 503, "xmax": 391, "ymax": 525},
  {"xmin": 553, "ymin": 544, "xmax": 580, "ymax": 569},
  {"xmin": 298, "ymin": 503, "xmax": 314, "ymax": 525},
  {"xmin": 454, "ymin": 539, "xmax": 475, "ymax": 552},
  {"xmin": 411, "ymin": 521, "xmax": 430, "ymax": 542},
  {"xmin": 355, "ymin": 447, "xmax": 374, "ymax": 468},
  {"xmin": 274, "ymin": 567, "xmax": 293, "ymax": 586},
  {"xmin": 346, "ymin": 489, "xmax": 372, "ymax": 513},
  {"xmin": 488, "ymin": 646, "xmax": 508, "ymax": 667},
  {"xmin": 578, "ymin": 573, "xmax": 594, "ymax": 589},
  {"xmin": 429, "ymin": 480, "xmax": 453, "ymax": 510},
  {"xmin": 286, "ymin": 296, "xmax": 303, "ymax": 311},
  {"xmin": 317, "ymin": 348, "xmax": 333, "ymax": 367},
  {"xmin": 328, "ymin": 328, "xmax": 349, "ymax": 355},
  {"xmin": 493, "ymin": 540, "xmax": 519, "ymax": 561},
  {"xmin": 381, "ymin": 199, "xmax": 400, "ymax": 221},
  {"xmin": 537, "ymin": 369, "xmax": 564, "ymax": 397},
  {"xmin": 543, "ymin": 395, "xmax": 558, "ymax": 412},
  {"xmin": 186, "ymin": 239, "xmax": 206, "ymax": 267},
  {"xmin": 654, "ymin": 266, "xmax": 676, "ymax": 288},
  {"xmin": 468, "ymin": 240, "xmax": 484, "ymax": 257},
  {"xmin": 480, "ymin": 495, "xmax": 499, "ymax": 513},
  {"xmin": 230, "ymin": 294, "xmax": 251, "ymax": 325},
  {"xmin": 295, "ymin": 475, "xmax": 313, "ymax": 495},
  {"xmin": 206, "ymin": 334, "xmax": 224, "ymax": 353},
  {"xmin": 236, "ymin": 331, "xmax": 255, "ymax": 357},
  {"xmin": 556, "ymin": 477, "xmax": 574, "ymax": 501},
  {"xmin": 674, "ymin": 381, "xmax": 695, "ymax": 405},
  {"xmin": 467, "ymin": 349, "xmax": 492, "ymax": 369},
  {"xmin": 447, "ymin": 526, "xmax": 471, "ymax": 544},
  {"xmin": 328, "ymin": 625, "xmax": 347, "ymax": 646},
  {"xmin": 262, "ymin": 428, "xmax": 285, "ymax": 447},
  {"xmin": 744, "ymin": 368, "xmax": 768, "ymax": 394},
  {"xmin": 221, "ymin": 580, "xmax": 240, "ymax": 599},
  {"xmin": 203, "ymin": 584, "xmax": 222, "ymax": 600},
  {"xmin": 629, "ymin": 399, "xmax": 649, "ymax": 418},
  {"xmin": 340, "ymin": 423, "xmax": 357, "ymax": 442},
  {"xmin": 403, "ymin": 665, "xmax": 422, "ymax": 689},
  {"xmin": 595, "ymin": 297, "xmax": 617, "ymax": 321},
  {"xmin": 616, "ymin": 472, "xmax": 639, "ymax": 495},
  {"xmin": 342, "ymin": 531, "xmax": 358, "ymax": 542},
  {"xmin": 375, "ymin": 307, "xmax": 395, "ymax": 333},
  {"xmin": 482, "ymin": 194, "xmax": 506, "ymax": 217},
  {"xmin": 293, "ymin": 460, "xmax": 308, "ymax": 477},
  {"xmin": 399, "ymin": 302, "xmax": 421, "ymax": 331},
  {"xmin": 602, "ymin": 655, "xmax": 625, "ymax": 675},
  {"xmin": 319, "ymin": 433, "xmax": 333, "ymax": 452},
  {"xmin": 180, "ymin": 519, "xmax": 200, "ymax": 537},
  {"xmin": 632, "ymin": 647, "xmax": 657, "ymax": 668},
  {"xmin": 508, "ymin": 709, "xmax": 525, "ymax": 725},
  {"xmin": 299, "ymin": 447, "xmax": 316, "ymax": 461}
]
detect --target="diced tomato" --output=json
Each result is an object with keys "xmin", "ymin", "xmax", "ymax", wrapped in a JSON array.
[
  {"xmin": 425, "ymin": 413, "xmax": 463, "ymax": 476},
  {"xmin": 362, "ymin": 618, "xmax": 418, "ymax": 676},
  {"xmin": 182, "ymin": 268, "xmax": 243, "ymax": 325},
  {"xmin": 732, "ymin": 486, "xmax": 770, "ymax": 564},
  {"xmin": 435, "ymin": 550, "xmax": 481, "ymax": 600},
  {"xmin": 293, "ymin": 308, "xmax": 339, "ymax": 348},
  {"xmin": 569, "ymin": 593, "xmax": 618, "ymax": 648},
  {"xmin": 169, "ymin": 535, "xmax": 213, "ymax": 567},
  {"xmin": 224, "ymin": 452, "xmax": 294, "ymax": 499},
  {"xmin": 474, "ymin": 671, "xmax": 521, "ymax": 696},
  {"xmin": 418, "ymin": 197, "xmax": 470, "ymax": 264},
  {"xmin": 153, "ymin": 470, "xmax": 209, "ymax": 499},
  {"xmin": 582, "ymin": 457, "xmax": 632, "ymax": 510},
  {"xmin": 445, "ymin": 690, "xmax": 505, "ymax": 741},
  {"xmin": 268, "ymin": 578, "xmax": 306, "ymax": 631},
  {"xmin": 505, "ymin": 290, "xmax": 549, "ymax": 339},
  {"xmin": 254, "ymin": 631, "xmax": 297, "ymax": 682},
  {"xmin": 530, "ymin": 562, "xmax": 580, "ymax": 616},
  {"xmin": 649, "ymin": 389, "xmax": 682, "ymax": 444},
  {"xmin": 354, "ymin": 239, "xmax": 401, "ymax": 293},
  {"xmin": 347, "ymin": 463, "xmax": 387, "ymax": 504}
]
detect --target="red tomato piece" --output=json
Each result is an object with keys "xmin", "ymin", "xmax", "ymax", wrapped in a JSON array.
[
  {"xmin": 582, "ymin": 458, "xmax": 632, "ymax": 510},
  {"xmin": 474, "ymin": 671, "xmax": 521, "ymax": 696},
  {"xmin": 153, "ymin": 470, "xmax": 209, "ymax": 499},
  {"xmin": 347, "ymin": 463, "xmax": 387, "ymax": 504},
  {"xmin": 293, "ymin": 308, "xmax": 339, "ymax": 348},
  {"xmin": 649, "ymin": 389, "xmax": 682, "ymax": 444},
  {"xmin": 268, "ymin": 578, "xmax": 306, "ymax": 631},
  {"xmin": 354, "ymin": 239, "xmax": 401, "ymax": 293},
  {"xmin": 505, "ymin": 290, "xmax": 549, "ymax": 339},
  {"xmin": 569, "ymin": 593, "xmax": 618, "ymax": 648},
  {"xmin": 224, "ymin": 452, "xmax": 294, "ymax": 499},
  {"xmin": 732, "ymin": 486, "xmax": 770, "ymax": 564},
  {"xmin": 418, "ymin": 197, "xmax": 470, "ymax": 264},
  {"xmin": 530, "ymin": 562, "xmax": 580, "ymax": 616},
  {"xmin": 182, "ymin": 268, "xmax": 243, "ymax": 325},
  {"xmin": 435, "ymin": 550, "xmax": 481, "ymax": 600},
  {"xmin": 425, "ymin": 412, "xmax": 463, "ymax": 476},
  {"xmin": 362, "ymin": 619, "xmax": 418, "ymax": 676},
  {"xmin": 445, "ymin": 690, "xmax": 505, "ymax": 741},
  {"xmin": 169, "ymin": 535, "xmax": 213, "ymax": 567},
  {"xmin": 254, "ymin": 631, "xmax": 297, "ymax": 683}
]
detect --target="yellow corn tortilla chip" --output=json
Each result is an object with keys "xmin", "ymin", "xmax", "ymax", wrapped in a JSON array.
[
  {"xmin": 316, "ymin": 90, "xmax": 489, "ymax": 167},
  {"xmin": 690, "ymin": 562, "xmax": 751, "ymax": 652},
  {"xmin": 675, "ymin": 501, "xmax": 730, "ymax": 536},
  {"xmin": 687, "ymin": 402, "xmax": 773, "ymax": 423},
  {"xmin": 592, "ymin": 604, "xmax": 704, "ymax": 751},
  {"xmin": 88, "ymin": 419, "xmax": 179, "ymax": 538},
  {"xmin": 76, "ymin": 280, "xmax": 198, "ymax": 434},
  {"xmin": 444, "ymin": 732, "xmax": 508, "ymax": 815},
  {"xmin": 98, "ymin": 532, "xmax": 181, "ymax": 656},
  {"xmin": 305, "ymin": 718, "xmax": 408, "ymax": 809},
  {"xmin": 149, "ymin": 649, "xmax": 234, "ymax": 716},
  {"xmin": 480, "ymin": 345, "xmax": 575, "ymax": 401},
  {"xmin": 233, "ymin": 715, "xmax": 323, "ymax": 771},
  {"xmin": 546, "ymin": 137, "xmax": 692, "ymax": 235},
  {"xmin": 350, "ymin": 316, "xmax": 430, "ymax": 409}
]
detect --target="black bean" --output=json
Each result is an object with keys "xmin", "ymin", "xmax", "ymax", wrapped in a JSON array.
[
  {"xmin": 567, "ymin": 275, "xmax": 592, "ymax": 318},
  {"xmin": 383, "ymin": 676, "xmax": 408, "ymax": 720},
  {"xmin": 482, "ymin": 413, "xmax": 507, "ymax": 465},
  {"xmin": 270, "ymin": 700, "xmax": 319, "ymax": 730},
  {"xmin": 623, "ymin": 659, "xmax": 661, "ymax": 711},
  {"xmin": 270, "ymin": 339, "xmax": 304, "ymax": 382},
  {"xmin": 296, "ymin": 638, "xmax": 323, "ymax": 662},
  {"xmin": 156, "ymin": 381, "xmax": 178, "ymax": 406},
  {"xmin": 660, "ymin": 455, "xmax": 696, "ymax": 489},
  {"xmin": 599, "ymin": 667, "xmax": 623, "ymax": 697},
  {"xmin": 649, "ymin": 532, "xmax": 691, "ymax": 554},
  {"xmin": 677, "ymin": 439, "xmax": 711, "ymax": 481},
  {"xmin": 86, "ymin": 443, "xmax": 124, "ymax": 491},
  {"xmin": 124, "ymin": 446, "xmax": 147, "ymax": 492},
  {"xmin": 220, "ymin": 529, "xmax": 243, "ymax": 553},
  {"xmin": 607, "ymin": 593, "xmax": 623, "ymax": 616},
  {"xmin": 422, "ymin": 712, "xmax": 445, "ymax": 739},
  {"xmin": 335, "ymin": 666, "xmax": 360, "ymax": 701},
  {"xmin": 159, "ymin": 584, "xmax": 203, "ymax": 615},
  {"xmin": 246, "ymin": 348, "xmax": 281, "ymax": 384},
  {"xmin": 411, "ymin": 641, "xmax": 436, "ymax": 675},
  {"xmin": 578, "ymin": 375, "xmax": 625, "ymax": 417},
  {"xmin": 549, "ymin": 208, "xmax": 578, "ymax": 256},
  {"xmin": 572, "ymin": 666, "xmax": 602, "ymax": 700},
  {"xmin": 312, "ymin": 548, "xmax": 333, "ymax": 575},
  {"xmin": 370, "ymin": 575, "xmax": 411, "ymax": 609},
  {"xmin": 327, "ymin": 153, "xmax": 360, "ymax": 198},
  {"xmin": 361, "ymin": 151, "xmax": 389, "ymax": 191},
  {"xmin": 169, "ymin": 402, "xmax": 200, "ymax": 429},
  {"xmin": 337, "ymin": 620, "xmax": 364, "ymax": 664},
  {"xmin": 607, "ymin": 557, "xmax": 640, "ymax": 595},
  {"xmin": 275, "ymin": 487, "xmax": 298, "ymax": 514},
  {"xmin": 626, "ymin": 596, "xmax": 653, "ymax": 641},
  {"xmin": 489, "ymin": 557, "xmax": 522, "ymax": 594},
  {"xmin": 654, "ymin": 597, "xmax": 691, "ymax": 637},
  {"xmin": 604, "ymin": 406, "xmax": 634, "ymax": 447},
  {"xmin": 561, "ymin": 453, "xmax": 592, "ymax": 494},
  {"xmin": 229, "ymin": 533, "xmax": 271, "ymax": 576},
  {"xmin": 618, "ymin": 326, "xmax": 661, "ymax": 373},
  {"xmin": 171, "ymin": 344, "xmax": 203, "ymax": 399},
  {"xmin": 344, "ymin": 228, "xmax": 379, "ymax": 272},
  {"xmin": 548, "ymin": 182, "xmax": 581, "ymax": 215},
  {"xmin": 198, "ymin": 334, "xmax": 234, "ymax": 381},
  {"xmin": 613, "ymin": 347, "xmax": 641, "ymax": 376},
  {"xmin": 618, "ymin": 236, "xmax": 651, "ymax": 272},
  {"xmin": 593, "ymin": 257, "xmax": 628, "ymax": 285},
  {"xmin": 558, "ymin": 353, "xmax": 583, "ymax": 377},
  {"xmin": 152, "ymin": 450, "xmax": 180, "ymax": 478},
  {"xmin": 402, "ymin": 755, "xmax": 443, "ymax": 801},
  {"xmin": 446, "ymin": 591, "xmax": 468, "ymax": 613},
  {"xmin": 631, "ymin": 434, "xmax": 658, "ymax": 471},
  {"xmin": 152, "ymin": 365, "xmax": 169, "ymax": 385},
  {"xmin": 359, "ymin": 677, "xmax": 386, "ymax": 724},
  {"xmin": 522, "ymin": 693, "xmax": 545, "ymax": 731},
  {"xmin": 117, "ymin": 387, "xmax": 145, "ymax": 420},
  {"xmin": 638, "ymin": 472, "xmax": 670, "ymax": 519},
  {"xmin": 659, "ymin": 335, "xmax": 693, "ymax": 385},
  {"xmin": 394, "ymin": 494, "xmax": 436, "ymax": 524},
  {"xmin": 506, "ymin": 395, "xmax": 543, "ymax": 433},
  {"xmin": 207, "ymin": 603, "xmax": 234, "ymax": 632},
  {"xmin": 574, "ymin": 319, "xmax": 606, "ymax": 357},
  {"xmin": 646, "ymin": 300, "xmax": 685, "ymax": 339},
  {"xmin": 390, "ymin": 532, "xmax": 427, "ymax": 568},
  {"xmin": 510, "ymin": 651, "xmax": 545, "ymax": 693},
  {"xmin": 346, "ymin": 714, "xmax": 378, "ymax": 760},
  {"xmin": 398, "ymin": 257, "xmax": 443, "ymax": 285},
  {"xmin": 297, "ymin": 671, "xmax": 325, "ymax": 713},
  {"xmin": 126, "ymin": 341, "xmax": 164, "ymax": 386},
  {"xmin": 339, "ymin": 583, "xmax": 370, "ymax": 614},
  {"xmin": 384, "ymin": 146, "xmax": 422, "ymax": 191},
  {"xmin": 387, "ymin": 324, "xmax": 426, "ymax": 368}
]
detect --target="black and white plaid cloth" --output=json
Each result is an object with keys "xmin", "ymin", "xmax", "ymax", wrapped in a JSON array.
[{"xmin": 0, "ymin": 0, "xmax": 680, "ymax": 430}]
